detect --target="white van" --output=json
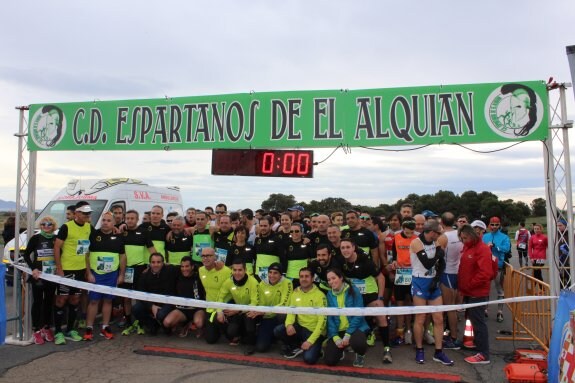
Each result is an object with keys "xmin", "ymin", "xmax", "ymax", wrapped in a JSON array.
[{"xmin": 3, "ymin": 177, "xmax": 183, "ymax": 265}]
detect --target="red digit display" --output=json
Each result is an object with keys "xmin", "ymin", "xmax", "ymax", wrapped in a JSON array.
[
  {"xmin": 282, "ymin": 152, "xmax": 295, "ymax": 174},
  {"xmin": 211, "ymin": 149, "xmax": 313, "ymax": 178},
  {"xmin": 297, "ymin": 153, "xmax": 310, "ymax": 175},
  {"xmin": 262, "ymin": 152, "xmax": 274, "ymax": 174}
]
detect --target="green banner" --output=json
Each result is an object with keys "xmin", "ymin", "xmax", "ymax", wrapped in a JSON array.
[{"xmin": 27, "ymin": 81, "xmax": 548, "ymax": 151}]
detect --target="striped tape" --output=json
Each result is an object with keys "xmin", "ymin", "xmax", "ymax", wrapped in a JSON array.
[{"xmin": 13, "ymin": 263, "xmax": 556, "ymax": 316}]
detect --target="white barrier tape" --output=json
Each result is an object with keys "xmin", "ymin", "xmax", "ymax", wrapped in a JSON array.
[{"xmin": 13, "ymin": 263, "xmax": 557, "ymax": 317}]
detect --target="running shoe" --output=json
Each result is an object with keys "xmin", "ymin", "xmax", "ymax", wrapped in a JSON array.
[
  {"xmin": 41, "ymin": 327, "xmax": 54, "ymax": 342},
  {"xmin": 65, "ymin": 330, "xmax": 83, "ymax": 342},
  {"xmin": 442, "ymin": 337, "xmax": 462, "ymax": 350},
  {"xmin": 382, "ymin": 347, "xmax": 393, "ymax": 364},
  {"xmin": 366, "ymin": 330, "xmax": 376, "ymax": 346},
  {"xmin": 433, "ymin": 351, "xmax": 454, "ymax": 366},
  {"xmin": 229, "ymin": 337, "xmax": 240, "ymax": 346},
  {"xmin": 243, "ymin": 345, "xmax": 255, "ymax": 356},
  {"xmin": 33, "ymin": 330, "xmax": 45, "ymax": 345},
  {"xmin": 54, "ymin": 332, "xmax": 66, "ymax": 345},
  {"xmin": 404, "ymin": 330, "xmax": 413, "ymax": 345},
  {"xmin": 134, "ymin": 320, "xmax": 145, "ymax": 335},
  {"xmin": 76, "ymin": 319, "xmax": 87, "ymax": 329},
  {"xmin": 121, "ymin": 323, "xmax": 134, "ymax": 336},
  {"xmin": 496, "ymin": 312, "xmax": 504, "ymax": 323},
  {"xmin": 424, "ymin": 330, "xmax": 435, "ymax": 345},
  {"xmin": 391, "ymin": 336, "xmax": 405, "ymax": 346},
  {"xmin": 415, "ymin": 348, "xmax": 425, "ymax": 364},
  {"xmin": 83, "ymin": 328, "xmax": 94, "ymax": 341},
  {"xmin": 464, "ymin": 353, "xmax": 490, "ymax": 365},
  {"xmin": 117, "ymin": 316, "xmax": 128, "ymax": 328},
  {"xmin": 353, "ymin": 354, "xmax": 365, "ymax": 368},
  {"xmin": 100, "ymin": 326, "xmax": 114, "ymax": 340},
  {"xmin": 283, "ymin": 347, "xmax": 304, "ymax": 359}
]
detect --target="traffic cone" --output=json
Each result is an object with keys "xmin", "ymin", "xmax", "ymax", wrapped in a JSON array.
[{"xmin": 463, "ymin": 319, "xmax": 475, "ymax": 349}]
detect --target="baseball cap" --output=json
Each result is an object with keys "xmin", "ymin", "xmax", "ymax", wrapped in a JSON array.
[
  {"xmin": 422, "ymin": 210, "xmax": 439, "ymax": 218},
  {"xmin": 76, "ymin": 205, "xmax": 93, "ymax": 213},
  {"xmin": 471, "ymin": 220, "xmax": 487, "ymax": 231},
  {"xmin": 287, "ymin": 205, "xmax": 305, "ymax": 213},
  {"xmin": 559, "ymin": 218, "xmax": 568, "ymax": 226},
  {"xmin": 268, "ymin": 262, "xmax": 282, "ymax": 273},
  {"xmin": 489, "ymin": 216, "xmax": 501, "ymax": 224}
]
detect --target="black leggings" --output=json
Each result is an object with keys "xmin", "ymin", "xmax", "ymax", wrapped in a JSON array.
[
  {"xmin": 31, "ymin": 280, "xmax": 56, "ymax": 330},
  {"xmin": 324, "ymin": 330, "xmax": 368, "ymax": 366}
]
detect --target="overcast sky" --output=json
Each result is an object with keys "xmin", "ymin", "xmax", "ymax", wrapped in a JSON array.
[{"xmin": 1, "ymin": 0, "xmax": 574, "ymax": 213}]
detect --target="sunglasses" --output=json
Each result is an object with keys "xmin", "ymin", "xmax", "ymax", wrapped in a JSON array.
[
  {"xmin": 216, "ymin": 211, "xmax": 227, "ymax": 214},
  {"xmin": 490, "ymin": 223, "xmax": 500, "ymax": 227},
  {"xmin": 40, "ymin": 222, "xmax": 53, "ymax": 227},
  {"xmin": 167, "ymin": 220, "xmax": 173, "ymax": 223},
  {"xmin": 290, "ymin": 230, "xmax": 301, "ymax": 233},
  {"xmin": 359, "ymin": 216, "xmax": 371, "ymax": 220}
]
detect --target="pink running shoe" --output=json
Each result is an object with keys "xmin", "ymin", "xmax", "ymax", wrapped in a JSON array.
[
  {"xmin": 41, "ymin": 327, "xmax": 55, "ymax": 342},
  {"xmin": 33, "ymin": 330, "xmax": 45, "ymax": 345}
]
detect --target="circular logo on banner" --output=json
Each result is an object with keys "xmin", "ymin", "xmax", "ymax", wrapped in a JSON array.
[
  {"xmin": 484, "ymin": 84, "xmax": 544, "ymax": 139},
  {"xmin": 30, "ymin": 105, "xmax": 66, "ymax": 149}
]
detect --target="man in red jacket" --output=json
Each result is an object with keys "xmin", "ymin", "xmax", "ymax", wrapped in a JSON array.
[{"xmin": 457, "ymin": 224, "xmax": 493, "ymax": 365}]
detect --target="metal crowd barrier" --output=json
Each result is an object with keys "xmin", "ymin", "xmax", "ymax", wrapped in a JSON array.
[{"xmin": 497, "ymin": 263, "xmax": 551, "ymax": 352}]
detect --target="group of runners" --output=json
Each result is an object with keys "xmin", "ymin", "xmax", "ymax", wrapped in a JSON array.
[{"xmin": 22, "ymin": 201, "xmax": 538, "ymax": 368}]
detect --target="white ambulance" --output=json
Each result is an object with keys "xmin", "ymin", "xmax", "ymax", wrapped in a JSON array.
[{"xmin": 3, "ymin": 177, "xmax": 184, "ymax": 266}]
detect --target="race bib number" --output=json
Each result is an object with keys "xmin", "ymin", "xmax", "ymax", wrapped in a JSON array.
[
  {"xmin": 124, "ymin": 267, "xmax": 134, "ymax": 284},
  {"xmin": 76, "ymin": 240, "xmax": 90, "ymax": 256},
  {"xmin": 394, "ymin": 268, "xmax": 413, "ymax": 286},
  {"xmin": 350, "ymin": 278, "xmax": 366, "ymax": 294},
  {"xmin": 258, "ymin": 267, "xmax": 268, "ymax": 282},
  {"xmin": 37, "ymin": 248, "xmax": 54, "ymax": 261},
  {"xmin": 194, "ymin": 243, "xmax": 211, "ymax": 258},
  {"xmin": 518, "ymin": 242, "xmax": 527, "ymax": 250},
  {"xmin": 215, "ymin": 248, "xmax": 228, "ymax": 263},
  {"xmin": 42, "ymin": 260, "xmax": 56, "ymax": 275},
  {"xmin": 96, "ymin": 256, "xmax": 114, "ymax": 272}
]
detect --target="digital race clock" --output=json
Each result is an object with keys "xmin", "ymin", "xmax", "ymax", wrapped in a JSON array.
[{"xmin": 211, "ymin": 149, "xmax": 314, "ymax": 178}]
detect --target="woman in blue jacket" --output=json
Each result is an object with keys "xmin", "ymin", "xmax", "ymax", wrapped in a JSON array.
[{"xmin": 325, "ymin": 268, "xmax": 371, "ymax": 368}]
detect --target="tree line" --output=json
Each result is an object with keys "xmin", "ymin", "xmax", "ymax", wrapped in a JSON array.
[{"xmin": 261, "ymin": 191, "xmax": 547, "ymax": 225}]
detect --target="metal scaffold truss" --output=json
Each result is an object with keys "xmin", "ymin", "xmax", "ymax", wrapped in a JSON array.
[{"xmin": 544, "ymin": 83, "xmax": 574, "ymax": 304}]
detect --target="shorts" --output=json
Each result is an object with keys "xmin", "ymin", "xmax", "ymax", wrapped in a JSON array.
[
  {"xmin": 393, "ymin": 284, "xmax": 412, "ymax": 301},
  {"xmin": 175, "ymin": 307, "xmax": 203, "ymax": 322},
  {"xmin": 88, "ymin": 270, "xmax": 118, "ymax": 301},
  {"xmin": 56, "ymin": 269, "xmax": 86, "ymax": 296},
  {"xmin": 119, "ymin": 264, "xmax": 147, "ymax": 290},
  {"xmin": 440, "ymin": 273, "xmax": 458, "ymax": 290},
  {"xmin": 411, "ymin": 277, "xmax": 442, "ymax": 301},
  {"xmin": 362, "ymin": 292, "xmax": 379, "ymax": 306}
]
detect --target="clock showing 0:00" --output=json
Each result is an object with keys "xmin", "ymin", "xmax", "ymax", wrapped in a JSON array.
[{"xmin": 211, "ymin": 149, "xmax": 314, "ymax": 178}]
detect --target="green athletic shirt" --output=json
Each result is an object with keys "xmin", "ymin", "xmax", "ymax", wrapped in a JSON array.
[
  {"xmin": 88, "ymin": 230, "xmax": 125, "ymax": 275},
  {"xmin": 138, "ymin": 221, "xmax": 170, "ymax": 260},
  {"xmin": 254, "ymin": 233, "xmax": 281, "ymax": 281},
  {"xmin": 199, "ymin": 265, "xmax": 232, "ymax": 302},
  {"xmin": 258, "ymin": 277, "xmax": 293, "ymax": 318},
  {"xmin": 217, "ymin": 275, "xmax": 259, "ymax": 309},
  {"xmin": 166, "ymin": 233, "xmax": 193, "ymax": 265},
  {"xmin": 122, "ymin": 228, "xmax": 148, "ymax": 266},
  {"xmin": 58, "ymin": 220, "xmax": 93, "ymax": 271},
  {"xmin": 285, "ymin": 284, "xmax": 327, "ymax": 344},
  {"xmin": 192, "ymin": 228, "xmax": 214, "ymax": 264}
]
